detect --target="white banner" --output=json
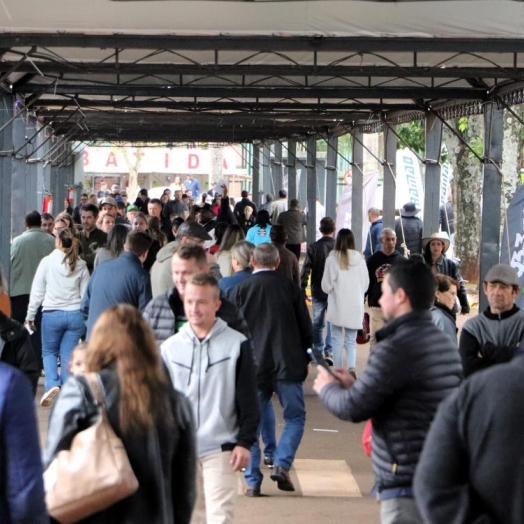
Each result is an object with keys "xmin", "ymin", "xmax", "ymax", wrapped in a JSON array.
[
  {"xmin": 82, "ymin": 146, "xmax": 246, "ymax": 176},
  {"xmin": 395, "ymin": 149, "xmax": 424, "ymax": 213}
]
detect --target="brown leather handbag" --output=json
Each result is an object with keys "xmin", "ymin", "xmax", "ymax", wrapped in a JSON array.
[{"xmin": 44, "ymin": 373, "xmax": 139, "ymax": 524}]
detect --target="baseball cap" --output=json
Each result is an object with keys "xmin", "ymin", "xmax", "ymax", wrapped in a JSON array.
[
  {"xmin": 100, "ymin": 196, "xmax": 117, "ymax": 207},
  {"xmin": 484, "ymin": 264, "xmax": 519, "ymax": 286},
  {"xmin": 177, "ymin": 221, "xmax": 212, "ymax": 240},
  {"xmin": 126, "ymin": 204, "xmax": 139, "ymax": 212}
]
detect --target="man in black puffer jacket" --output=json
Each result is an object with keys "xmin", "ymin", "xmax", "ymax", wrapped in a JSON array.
[{"xmin": 314, "ymin": 258, "xmax": 462, "ymax": 524}]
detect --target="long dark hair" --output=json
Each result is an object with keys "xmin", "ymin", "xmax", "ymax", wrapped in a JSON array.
[
  {"xmin": 334, "ymin": 228, "xmax": 355, "ymax": 270},
  {"xmin": 254, "ymin": 209, "xmax": 271, "ymax": 229},
  {"xmin": 86, "ymin": 305, "xmax": 174, "ymax": 435},
  {"xmin": 58, "ymin": 228, "xmax": 81, "ymax": 273},
  {"xmin": 107, "ymin": 224, "xmax": 129, "ymax": 258}
]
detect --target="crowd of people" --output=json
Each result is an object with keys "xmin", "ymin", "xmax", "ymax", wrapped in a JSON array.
[{"xmin": 2, "ymin": 185, "xmax": 524, "ymax": 524}]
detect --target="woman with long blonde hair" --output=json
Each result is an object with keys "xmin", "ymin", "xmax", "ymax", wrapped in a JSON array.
[
  {"xmin": 26, "ymin": 228, "xmax": 89, "ymax": 407},
  {"xmin": 43, "ymin": 305, "xmax": 196, "ymax": 524}
]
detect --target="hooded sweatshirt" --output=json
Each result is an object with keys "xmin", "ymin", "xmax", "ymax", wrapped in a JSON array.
[{"xmin": 160, "ymin": 317, "xmax": 259, "ymax": 458}]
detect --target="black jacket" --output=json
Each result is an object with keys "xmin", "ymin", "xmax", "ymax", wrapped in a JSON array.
[
  {"xmin": 230, "ymin": 271, "xmax": 313, "ymax": 386},
  {"xmin": 415, "ymin": 353, "xmax": 524, "ymax": 524},
  {"xmin": 394, "ymin": 216, "xmax": 423, "ymax": 256},
  {"xmin": 459, "ymin": 305, "xmax": 524, "ymax": 377},
  {"xmin": 44, "ymin": 367, "xmax": 196, "ymax": 524},
  {"xmin": 366, "ymin": 250, "xmax": 403, "ymax": 307},
  {"xmin": 233, "ymin": 198, "xmax": 257, "ymax": 222},
  {"xmin": 0, "ymin": 314, "xmax": 39, "ymax": 395},
  {"xmin": 300, "ymin": 236, "xmax": 335, "ymax": 300},
  {"xmin": 320, "ymin": 310, "xmax": 462, "ymax": 492}
]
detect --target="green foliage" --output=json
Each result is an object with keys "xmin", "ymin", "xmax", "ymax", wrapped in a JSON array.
[
  {"xmin": 455, "ymin": 117, "xmax": 484, "ymax": 159},
  {"xmin": 396, "ymin": 121, "xmax": 424, "ymax": 155}
]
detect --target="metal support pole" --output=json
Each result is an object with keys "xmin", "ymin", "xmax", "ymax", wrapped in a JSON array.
[
  {"xmin": 272, "ymin": 141, "xmax": 283, "ymax": 197},
  {"xmin": 287, "ymin": 139, "xmax": 297, "ymax": 201},
  {"xmin": 252, "ymin": 143, "xmax": 261, "ymax": 206},
  {"xmin": 317, "ymin": 158, "xmax": 326, "ymax": 206},
  {"xmin": 383, "ymin": 126, "xmax": 397, "ymax": 229},
  {"xmin": 352, "ymin": 131, "xmax": 364, "ymax": 251},
  {"xmin": 262, "ymin": 143, "xmax": 271, "ymax": 197},
  {"xmin": 0, "ymin": 95, "xmax": 14, "ymax": 282},
  {"xmin": 325, "ymin": 135, "xmax": 338, "ymax": 220},
  {"xmin": 423, "ymin": 113, "xmax": 443, "ymax": 236},
  {"xmin": 479, "ymin": 103, "xmax": 504, "ymax": 311},
  {"xmin": 306, "ymin": 137, "xmax": 317, "ymax": 246}
]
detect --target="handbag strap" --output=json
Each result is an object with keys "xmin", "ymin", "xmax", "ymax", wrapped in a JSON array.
[{"xmin": 84, "ymin": 372, "xmax": 110, "ymax": 421}]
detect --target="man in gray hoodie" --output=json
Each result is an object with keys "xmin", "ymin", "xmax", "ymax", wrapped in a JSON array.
[{"xmin": 161, "ymin": 273, "xmax": 258, "ymax": 524}]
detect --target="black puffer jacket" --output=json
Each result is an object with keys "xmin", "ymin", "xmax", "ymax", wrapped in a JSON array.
[
  {"xmin": 300, "ymin": 236, "xmax": 335, "ymax": 300},
  {"xmin": 44, "ymin": 367, "xmax": 196, "ymax": 524},
  {"xmin": 320, "ymin": 310, "xmax": 462, "ymax": 492},
  {"xmin": 395, "ymin": 216, "xmax": 423, "ymax": 256},
  {"xmin": 0, "ymin": 313, "xmax": 39, "ymax": 395}
]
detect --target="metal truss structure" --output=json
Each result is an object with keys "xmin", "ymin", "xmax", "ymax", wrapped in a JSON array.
[{"xmin": 1, "ymin": 34, "xmax": 524, "ymax": 145}]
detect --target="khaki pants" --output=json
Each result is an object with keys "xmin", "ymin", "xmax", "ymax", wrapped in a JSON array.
[
  {"xmin": 190, "ymin": 451, "xmax": 238, "ymax": 524},
  {"xmin": 369, "ymin": 306, "xmax": 385, "ymax": 348}
]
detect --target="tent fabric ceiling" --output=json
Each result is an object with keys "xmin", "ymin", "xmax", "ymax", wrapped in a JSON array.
[{"xmin": 1, "ymin": 1, "xmax": 524, "ymax": 143}]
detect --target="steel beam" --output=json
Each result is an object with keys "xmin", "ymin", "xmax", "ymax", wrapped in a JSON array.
[
  {"xmin": 272, "ymin": 141, "xmax": 283, "ymax": 196},
  {"xmin": 352, "ymin": 131, "xmax": 364, "ymax": 251},
  {"xmin": 383, "ymin": 126, "xmax": 397, "ymax": 229},
  {"xmin": 262, "ymin": 143, "xmax": 272, "ymax": 196},
  {"xmin": 1, "ymin": 61, "xmax": 519, "ymax": 80},
  {"xmin": 0, "ymin": 95, "xmax": 13, "ymax": 282},
  {"xmin": 287, "ymin": 139, "xmax": 297, "ymax": 201},
  {"xmin": 252, "ymin": 143, "xmax": 261, "ymax": 206},
  {"xmin": 479, "ymin": 102, "xmax": 504, "ymax": 311},
  {"xmin": 19, "ymin": 83, "xmax": 486, "ymax": 100},
  {"xmin": 306, "ymin": 137, "xmax": 317, "ymax": 247},
  {"xmin": 3, "ymin": 34, "xmax": 524, "ymax": 53},
  {"xmin": 325, "ymin": 135, "xmax": 338, "ymax": 220},
  {"xmin": 423, "ymin": 113, "xmax": 443, "ymax": 236}
]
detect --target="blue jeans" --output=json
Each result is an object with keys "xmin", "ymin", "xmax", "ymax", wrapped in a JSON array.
[
  {"xmin": 331, "ymin": 325, "xmax": 358, "ymax": 368},
  {"xmin": 244, "ymin": 381, "xmax": 305, "ymax": 488},
  {"xmin": 42, "ymin": 310, "xmax": 86, "ymax": 391},
  {"xmin": 261, "ymin": 401, "xmax": 276, "ymax": 459},
  {"xmin": 312, "ymin": 298, "xmax": 332, "ymax": 353}
]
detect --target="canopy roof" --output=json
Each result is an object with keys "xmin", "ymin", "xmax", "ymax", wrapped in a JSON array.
[{"xmin": 2, "ymin": 0, "xmax": 524, "ymax": 143}]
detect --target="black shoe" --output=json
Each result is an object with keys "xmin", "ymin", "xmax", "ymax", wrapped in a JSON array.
[
  {"xmin": 270, "ymin": 466, "xmax": 295, "ymax": 492},
  {"xmin": 245, "ymin": 487, "xmax": 262, "ymax": 497},
  {"xmin": 264, "ymin": 455, "xmax": 274, "ymax": 468}
]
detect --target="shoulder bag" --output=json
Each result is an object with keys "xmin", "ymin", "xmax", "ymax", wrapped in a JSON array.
[{"xmin": 44, "ymin": 373, "xmax": 139, "ymax": 524}]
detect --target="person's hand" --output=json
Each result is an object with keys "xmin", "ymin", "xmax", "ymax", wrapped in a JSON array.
[
  {"xmin": 221, "ymin": 184, "xmax": 228, "ymax": 197},
  {"xmin": 313, "ymin": 366, "xmax": 338, "ymax": 394},
  {"xmin": 230, "ymin": 446, "xmax": 250, "ymax": 471},
  {"xmin": 331, "ymin": 367, "xmax": 356, "ymax": 389},
  {"xmin": 25, "ymin": 320, "xmax": 36, "ymax": 333}
]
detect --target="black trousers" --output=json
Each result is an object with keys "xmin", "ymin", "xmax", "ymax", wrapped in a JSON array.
[{"xmin": 10, "ymin": 294, "xmax": 43, "ymax": 370}]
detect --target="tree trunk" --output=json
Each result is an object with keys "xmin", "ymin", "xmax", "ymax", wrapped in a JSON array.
[{"xmin": 443, "ymin": 115, "xmax": 484, "ymax": 284}]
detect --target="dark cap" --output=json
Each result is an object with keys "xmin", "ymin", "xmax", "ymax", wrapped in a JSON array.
[
  {"xmin": 484, "ymin": 264, "xmax": 519, "ymax": 287},
  {"xmin": 177, "ymin": 221, "xmax": 212, "ymax": 241}
]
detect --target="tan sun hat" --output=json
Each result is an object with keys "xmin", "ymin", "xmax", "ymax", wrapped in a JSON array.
[{"xmin": 422, "ymin": 232, "xmax": 451, "ymax": 254}]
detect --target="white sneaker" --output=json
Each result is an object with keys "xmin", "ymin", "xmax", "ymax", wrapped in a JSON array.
[{"xmin": 40, "ymin": 386, "xmax": 61, "ymax": 407}]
